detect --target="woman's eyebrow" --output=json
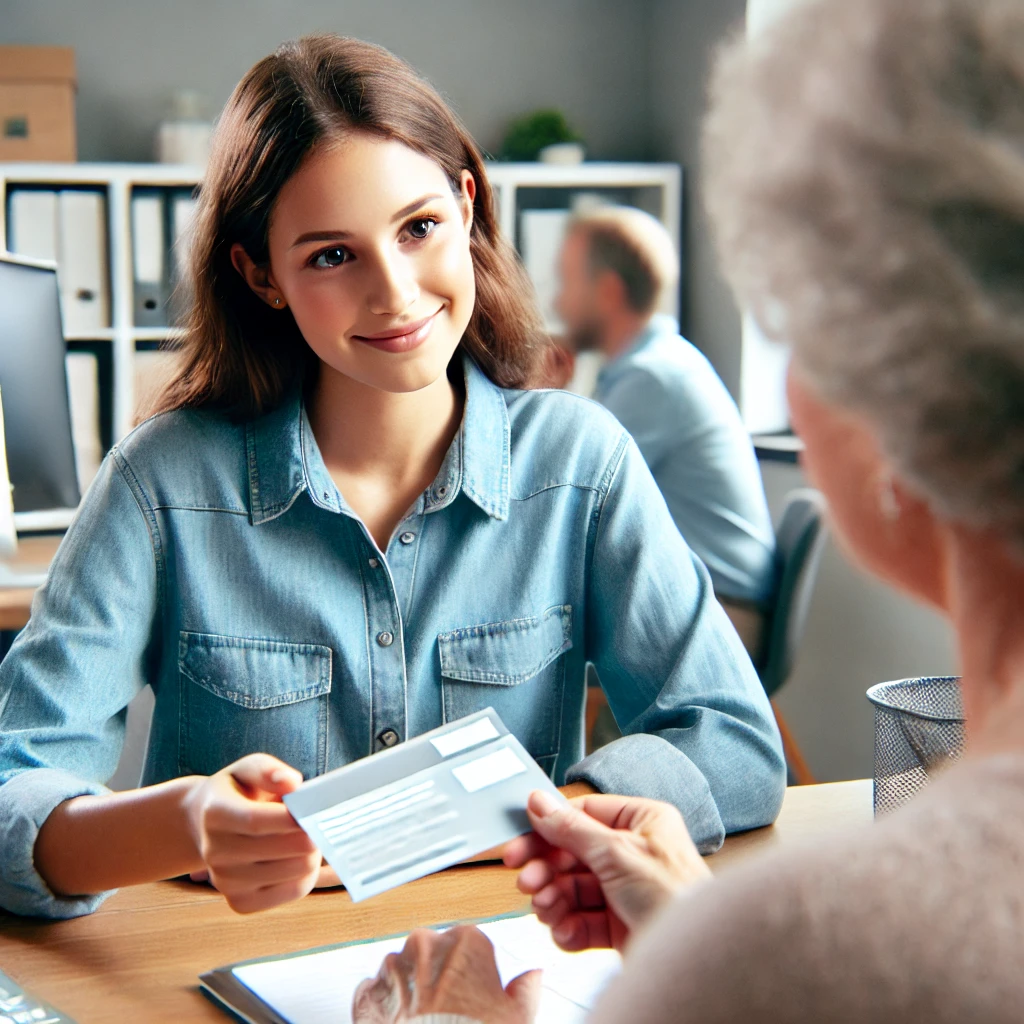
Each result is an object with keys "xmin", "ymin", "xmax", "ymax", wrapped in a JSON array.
[
  {"xmin": 390, "ymin": 193, "xmax": 445, "ymax": 223},
  {"xmin": 289, "ymin": 194, "xmax": 446, "ymax": 249}
]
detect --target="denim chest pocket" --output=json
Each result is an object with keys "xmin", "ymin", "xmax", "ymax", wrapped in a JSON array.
[
  {"xmin": 438, "ymin": 604, "xmax": 572, "ymax": 775},
  {"xmin": 178, "ymin": 631, "xmax": 332, "ymax": 779}
]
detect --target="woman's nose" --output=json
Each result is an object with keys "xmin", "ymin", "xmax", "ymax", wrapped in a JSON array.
[{"xmin": 366, "ymin": 252, "xmax": 419, "ymax": 317}]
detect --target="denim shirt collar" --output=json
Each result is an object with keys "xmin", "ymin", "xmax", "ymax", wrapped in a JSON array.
[
  {"xmin": 596, "ymin": 313, "xmax": 680, "ymax": 392},
  {"xmin": 246, "ymin": 354, "xmax": 510, "ymax": 526}
]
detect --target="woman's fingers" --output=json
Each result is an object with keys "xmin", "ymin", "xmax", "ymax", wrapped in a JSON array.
[
  {"xmin": 503, "ymin": 831, "xmax": 552, "ymax": 867},
  {"xmin": 532, "ymin": 871, "xmax": 606, "ymax": 912},
  {"xmin": 210, "ymin": 851, "xmax": 322, "ymax": 887},
  {"xmin": 314, "ymin": 861, "xmax": 343, "ymax": 888},
  {"xmin": 524, "ymin": 790, "xmax": 629, "ymax": 873},
  {"xmin": 204, "ymin": 794, "xmax": 307, "ymax": 837},
  {"xmin": 504, "ymin": 970, "xmax": 543, "ymax": 1020},
  {"xmin": 183, "ymin": 753, "xmax": 321, "ymax": 916},
  {"xmin": 516, "ymin": 856, "xmax": 557, "ymax": 894},
  {"xmin": 228, "ymin": 752, "xmax": 305, "ymax": 799},
  {"xmin": 549, "ymin": 910, "xmax": 615, "ymax": 952},
  {"xmin": 202, "ymin": 826, "xmax": 318, "ymax": 866},
  {"xmin": 225, "ymin": 870, "xmax": 320, "ymax": 914},
  {"xmin": 504, "ymin": 794, "xmax": 622, "ymax": 867}
]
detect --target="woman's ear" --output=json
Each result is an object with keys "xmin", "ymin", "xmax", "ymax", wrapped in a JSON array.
[
  {"xmin": 458, "ymin": 171, "xmax": 476, "ymax": 234},
  {"xmin": 230, "ymin": 242, "xmax": 287, "ymax": 310}
]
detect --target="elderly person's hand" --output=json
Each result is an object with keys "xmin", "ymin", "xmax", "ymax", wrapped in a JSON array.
[
  {"xmin": 503, "ymin": 791, "xmax": 711, "ymax": 952},
  {"xmin": 351, "ymin": 925, "xmax": 541, "ymax": 1023}
]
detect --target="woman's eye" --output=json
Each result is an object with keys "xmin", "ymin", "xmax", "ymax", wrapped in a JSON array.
[
  {"xmin": 313, "ymin": 247, "xmax": 349, "ymax": 269},
  {"xmin": 407, "ymin": 218, "xmax": 438, "ymax": 240}
]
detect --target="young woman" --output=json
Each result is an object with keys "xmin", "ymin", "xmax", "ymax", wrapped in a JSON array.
[{"xmin": 0, "ymin": 35, "xmax": 784, "ymax": 920}]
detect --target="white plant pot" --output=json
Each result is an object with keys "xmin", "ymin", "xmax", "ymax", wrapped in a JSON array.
[{"xmin": 539, "ymin": 142, "xmax": 585, "ymax": 165}]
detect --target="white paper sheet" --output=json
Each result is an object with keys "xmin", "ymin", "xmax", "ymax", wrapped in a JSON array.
[{"xmin": 233, "ymin": 914, "xmax": 620, "ymax": 1024}]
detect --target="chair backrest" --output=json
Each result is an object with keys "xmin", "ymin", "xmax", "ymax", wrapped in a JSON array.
[{"xmin": 758, "ymin": 488, "xmax": 829, "ymax": 697}]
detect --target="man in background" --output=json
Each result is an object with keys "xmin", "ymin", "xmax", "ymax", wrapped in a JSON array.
[{"xmin": 555, "ymin": 206, "xmax": 776, "ymax": 656}]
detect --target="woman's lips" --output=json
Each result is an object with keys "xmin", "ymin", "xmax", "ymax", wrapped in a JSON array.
[{"xmin": 353, "ymin": 310, "xmax": 441, "ymax": 353}]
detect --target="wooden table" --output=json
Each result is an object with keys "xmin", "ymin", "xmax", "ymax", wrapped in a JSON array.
[
  {"xmin": 0, "ymin": 534, "xmax": 61, "ymax": 631},
  {"xmin": 0, "ymin": 779, "xmax": 872, "ymax": 1022}
]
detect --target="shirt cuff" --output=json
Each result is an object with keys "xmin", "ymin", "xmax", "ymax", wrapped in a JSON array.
[
  {"xmin": 0, "ymin": 767, "xmax": 115, "ymax": 918},
  {"xmin": 565, "ymin": 733, "xmax": 726, "ymax": 853}
]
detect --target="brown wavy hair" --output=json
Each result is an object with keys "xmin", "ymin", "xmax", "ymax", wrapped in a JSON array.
[{"xmin": 151, "ymin": 34, "xmax": 545, "ymax": 419}]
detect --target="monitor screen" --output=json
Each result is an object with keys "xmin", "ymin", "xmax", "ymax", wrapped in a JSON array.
[{"xmin": 0, "ymin": 256, "xmax": 81, "ymax": 513}]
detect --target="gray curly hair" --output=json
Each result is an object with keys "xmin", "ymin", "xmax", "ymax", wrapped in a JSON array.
[{"xmin": 703, "ymin": 0, "xmax": 1024, "ymax": 542}]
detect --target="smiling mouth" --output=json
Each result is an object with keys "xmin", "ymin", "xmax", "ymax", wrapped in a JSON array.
[{"xmin": 354, "ymin": 309, "xmax": 442, "ymax": 343}]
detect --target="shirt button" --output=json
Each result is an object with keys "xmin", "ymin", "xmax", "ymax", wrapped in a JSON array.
[
  {"xmin": 368, "ymin": 557, "xmax": 379, "ymax": 569},
  {"xmin": 436, "ymin": 485, "xmax": 448, "ymax": 498},
  {"xmin": 377, "ymin": 630, "xmax": 394, "ymax": 647},
  {"xmin": 378, "ymin": 728, "xmax": 400, "ymax": 748},
  {"xmin": 399, "ymin": 531, "xmax": 416, "ymax": 545}
]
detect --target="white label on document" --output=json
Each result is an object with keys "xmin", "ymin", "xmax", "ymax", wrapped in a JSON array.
[
  {"xmin": 452, "ymin": 746, "xmax": 527, "ymax": 793},
  {"xmin": 430, "ymin": 717, "xmax": 500, "ymax": 758}
]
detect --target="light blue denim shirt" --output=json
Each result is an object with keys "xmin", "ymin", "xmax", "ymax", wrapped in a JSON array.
[
  {"xmin": 596, "ymin": 316, "xmax": 777, "ymax": 606},
  {"xmin": 0, "ymin": 356, "xmax": 784, "ymax": 918}
]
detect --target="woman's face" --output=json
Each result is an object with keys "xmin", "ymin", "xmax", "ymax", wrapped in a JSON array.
[
  {"xmin": 241, "ymin": 135, "xmax": 477, "ymax": 395},
  {"xmin": 787, "ymin": 363, "xmax": 947, "ymax": 611}
]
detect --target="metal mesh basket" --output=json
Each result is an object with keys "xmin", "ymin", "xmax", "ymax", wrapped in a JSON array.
[{"xmin": 866, "ymin": 676, "xmax": 964, "ymax": 816}]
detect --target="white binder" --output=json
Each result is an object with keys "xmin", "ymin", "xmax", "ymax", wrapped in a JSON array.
[
  {"xmin": 57, "ymin": 190, "xmax": 110, "ymax": 335},
  {"xmin": 64, "ymin": 351, "xmax": 102, "ymax": 493},
  {"xmin": 171, "ymin": 193, "xmax": 197, "ymax": 278},
  {"xmin": 168, "ymin": 191, "xmax": 197, "ymax": 323},
  {"xmin": 6, "ymin": 189, "xmax": 59, "ymax": 263},
  {"xmin": 131, "ymin": 191, "xmax": 166, "ymax": 326},
  {"xmin": 519, "ymin": 209, "xmax": 571, "ymax": 333}
]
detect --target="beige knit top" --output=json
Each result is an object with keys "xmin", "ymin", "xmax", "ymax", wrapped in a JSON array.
[{"xmin": 592, "ymin": 752, "xmax": 1024, "ymax": 1023}]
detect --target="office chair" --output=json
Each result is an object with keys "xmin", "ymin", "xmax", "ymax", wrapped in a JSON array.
[{"xmin": 757, "ymin": 488, "xmax": 829, "ymax": 784}]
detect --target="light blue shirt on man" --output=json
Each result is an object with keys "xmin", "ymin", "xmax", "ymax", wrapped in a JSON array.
[
  {"xmin": 596, "ymin": 316, "xmax": 777, "ymax": 606},
  {"xmin": 0, "ymin": 355, "xmax": 784, "ymax": 918}
]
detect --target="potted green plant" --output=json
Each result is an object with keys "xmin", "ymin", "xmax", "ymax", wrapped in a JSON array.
[{"xmin": 500, "ymin": 109, "xmax": 584, "ymax": 163}]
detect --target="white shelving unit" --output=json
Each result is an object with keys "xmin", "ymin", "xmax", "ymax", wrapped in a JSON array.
[
  {"xmin": 487, "ymin": 161, "xmax": 681, "ymax": 255},
  {"xmin": 0, "ymin": 161, "xmax": 682, "ymax": 446}
]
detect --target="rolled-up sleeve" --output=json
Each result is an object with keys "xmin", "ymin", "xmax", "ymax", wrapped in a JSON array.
[
  {"xmin": 567, "ymin": 434, "xmax": 785, "ymax": 852},
  {"xmin": 0, "ymin": 449, "xmax": 160, "ymax": 917}
]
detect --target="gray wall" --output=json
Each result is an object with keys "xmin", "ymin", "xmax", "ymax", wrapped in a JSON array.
[
  {"xmin": 649, "ymin": 0, "xmax": 746, "ymax": 398},
  {"xmin": 1, "ymin": 0, "xmax": 653, "ymax": 164}
]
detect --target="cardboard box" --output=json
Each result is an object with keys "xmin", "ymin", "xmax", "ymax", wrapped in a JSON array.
[{"xmin": 0, "ymin": 47, "xmax": 77, "ymax": 162}]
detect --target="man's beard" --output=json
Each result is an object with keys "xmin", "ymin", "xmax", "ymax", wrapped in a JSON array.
[{"xmin": 564, "ymin": 316, "xmax": 603, "ymax": 353}]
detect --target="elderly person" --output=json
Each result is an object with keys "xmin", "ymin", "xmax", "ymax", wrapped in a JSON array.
[{"xmin": 350, "ymin": 0, "xmax": 1024, "ymax": 1020}]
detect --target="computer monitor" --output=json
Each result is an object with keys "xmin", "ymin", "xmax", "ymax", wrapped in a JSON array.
[{"xmin": 0, "ymin": 254, "xmax": 81, "ymax": 527}]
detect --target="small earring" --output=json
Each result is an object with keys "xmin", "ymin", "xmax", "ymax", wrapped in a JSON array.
[
  {"xmin": 878, "ymin": 471, "xmax": 901, "ymax": 522},
  {"xmin": 273, "ymin": 298, "xmax": 282, "ymax": 307}
]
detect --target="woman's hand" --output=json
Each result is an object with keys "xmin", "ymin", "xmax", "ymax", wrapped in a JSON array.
[
  {"xmin": 190, "ymin": 858, "xmax": 344, "ymax": 889},
  {"xmin": 352, "ymin": 926, "xmax": 540, "ymax": 1023},
  {"xmin": 182, "ymin": 752, "xmax": 321, "ymax": 914},
  {"xmin": 503, "ymin": 791, "xmax": 711, "ymax": 952}
]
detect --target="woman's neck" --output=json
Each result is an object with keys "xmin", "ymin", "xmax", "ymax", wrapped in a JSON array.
[
  {"xmin": 307, "ymin": 360, "xmax": 463, "ymax": 550},
  {"xmin": 946, "ymin": 527, "xmax": 1024, "ymax": 757}
]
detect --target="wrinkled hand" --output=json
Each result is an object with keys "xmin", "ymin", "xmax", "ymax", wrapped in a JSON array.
[
  {"xmin": 182, "ymin": 752, "xmax": 321, "ymax": 914},
  {"xmin": 503, "ymin": 791, "xmax": 711, "ymax": 952},
  {"xmin": 352, "ymin": 926, "xmax": 540, "ymax": 1023}
]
